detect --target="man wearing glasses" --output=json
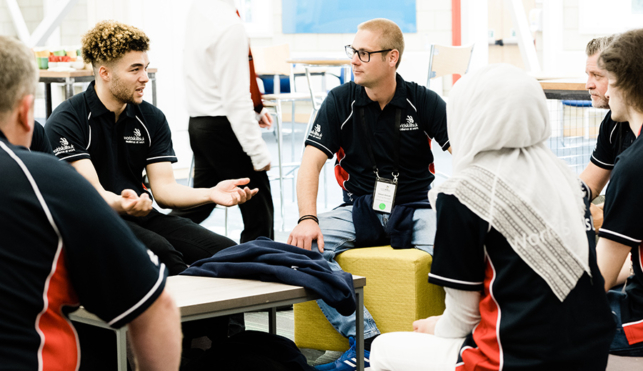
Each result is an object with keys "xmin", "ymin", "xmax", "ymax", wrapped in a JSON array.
[{"xmin": 287, "ymin": 18, "xmax": 450, "ymax": 371}]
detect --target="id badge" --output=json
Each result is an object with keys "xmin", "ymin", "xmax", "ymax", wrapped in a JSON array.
[{"xmin": 372, "ymin": 178, "xmax": 397, "ymax": 213}]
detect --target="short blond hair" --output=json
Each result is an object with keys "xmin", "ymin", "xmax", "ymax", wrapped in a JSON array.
[
  {"xmin": 81, "ymin": 20, "xmax": 149, "ymax": 67},
  {"xmin": 0, "ymin": 36, "xmax": 38, "ymax": 120},
  {"xmin": 358, "ymin": 18, "xmax": 404, "ymax": 69}
]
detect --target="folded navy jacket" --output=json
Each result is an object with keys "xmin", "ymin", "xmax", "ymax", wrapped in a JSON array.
[
  {"xmin": 344, "ymin": 189, "xmax": 432, "ymax": 249},
  {"xmin": 181, "ymin": 237, "xmax": 356, "ymax": 316}
]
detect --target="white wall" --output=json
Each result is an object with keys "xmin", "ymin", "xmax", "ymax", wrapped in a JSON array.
[{"xmin": 542, "ymin": 0, "xmax": 615, "ymax": 75}]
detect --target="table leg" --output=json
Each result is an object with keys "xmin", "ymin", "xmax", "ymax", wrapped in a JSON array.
[
  {"xmin": 149, "ymin": 73, "xmax": 157, "ymax": 107},
  {"xmin": 269, "ymin": 307, "xmax": 277, "ymax": 334},
  {"xmin": 45, "ymin": 83, "xmax": 52, "ymax": 118},
  {"xmin": 275, "ymin": 101, "xmax": 285, "ymax": 232},
  {"xmin": 116, "ymin": 327, "xmax": 128, "ymax": 371},
  {"xmin": 355, "ymin": 287, "xmax": 364, "ymax": 371},
  {"xmin": 65, "ymin": 77, "xmax": 75, "ymax": 99},
  {"xmin": 273, "ymin": 74, "xmax": 280, "ymax": 94}
]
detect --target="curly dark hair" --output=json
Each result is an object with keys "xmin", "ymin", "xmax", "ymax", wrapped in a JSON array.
[
  {"xmin": 81, "ymin": 20, "xmax": 149, "ymax": 66},
  {"xmin": 599, "ymin": 29, "xmax": 643, "ymax": 112}
]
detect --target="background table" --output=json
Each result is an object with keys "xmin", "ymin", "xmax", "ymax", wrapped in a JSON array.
[
  {"xmin": 70, "ymin": 274, "xmax": 367, "ymax": 371},
  {"xmin": 39, "ymin": 68, "xmax": 158, "ymax": 118},
  {"xmin": 538, "ymin": 79, "xmax": 589, "ymax": 100}
]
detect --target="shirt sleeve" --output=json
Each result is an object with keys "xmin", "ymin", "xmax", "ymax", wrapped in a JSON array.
[
  {"xmin": 142, "ymin": 106, "xmax": 178, "ymax": 165},
  {"xmin": 44, "ymin": 102, "xmax": 91, "ymax": 163},
  {"xmin": 30, "ymin": 121, "xmax": 53, "ymax": 155},
  {"xmin": 215, "ymin": 23, "xmax": 270, "ymax": 170},
  {"xmin": 434, "ymin": 287, "xmax": 481, "ymax": 339},
  {"xmin": 429, "ymin": 193, "xmax": 486, "ymax": 291},
  {"xmin": 599, "ymin": 160, "xmax": 643, "ymax": 248},
  {"xmin": 304, "ymin": 90, "xmax": 342, "ymax": 158},
  {"xmin": 590, "ymin": 113, "xmax": 618, "ymax": 170},
  {"xmin": 422, "ymin": 88, "xmax": 449, "ymax": 151},
  {"xmin": 37, "ymin": 158, "xmax": 167, "ymax": 328}
]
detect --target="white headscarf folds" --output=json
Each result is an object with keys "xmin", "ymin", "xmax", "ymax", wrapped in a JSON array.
[{"xmin": 429, "ymin": 64, "xmax": 591, "ymax": 301}]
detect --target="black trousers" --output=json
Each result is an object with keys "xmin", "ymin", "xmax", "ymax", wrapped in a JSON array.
[
  {"xmin": 170, "ymin": 116, "xmax": 274, "ymax": 243},
  {"xmin": 123, "ymin": 209, "xmax": 236, "ymax": 275}
]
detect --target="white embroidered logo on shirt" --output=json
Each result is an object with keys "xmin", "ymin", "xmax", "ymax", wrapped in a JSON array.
[
  {"xmin": 400, "ymin": 115, "xmax": 419, "ymax": 131},
  {"xmin": 53, "ymin": 137, "xmax": 75, "ymax": 156},
  {"xmin": 147, "ymin": 250, "xmax": 160, "ymax": 266},
  {"xmin": 124, "ymin": 128, "xmax": 146, "ymax": 144},
  {"xmin": 309, "ymin": 124, "xmax": 323, "ymax": 140}
]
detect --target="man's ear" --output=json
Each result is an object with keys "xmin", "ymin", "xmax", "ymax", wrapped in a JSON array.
[
  {"xmin": 16, "ymin": 94, "xmax": 35, "ymax": 134},
  {"xmin": 389, "ymin": 50, "xmax": 399, "ymax": 68},
  {"xmin": 97, "ymin": 65, "xmax": 111, "ymax": 82}
]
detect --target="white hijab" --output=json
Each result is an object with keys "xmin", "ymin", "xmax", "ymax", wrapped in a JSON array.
[{"xmin": 429, "ymin": 64, "xmax": 591, "ymax": 301}]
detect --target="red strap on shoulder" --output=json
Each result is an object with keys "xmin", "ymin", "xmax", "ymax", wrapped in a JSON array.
[{"xmin": 236, "ymin": 10, "xmax": 263, "ymax": 114}]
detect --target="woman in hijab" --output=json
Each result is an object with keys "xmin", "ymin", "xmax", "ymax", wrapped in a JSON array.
[{"xmin": 369, "ymin": 64, "xmax": 614, "ymax": 371}]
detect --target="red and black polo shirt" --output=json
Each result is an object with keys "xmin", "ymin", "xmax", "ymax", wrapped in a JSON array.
[
  {"xmin": 600, "ymin": 131, "xmax": 643, "ymax": 345},
  {"xmin": 305, "ymin": 73, "xmax": 448, "ymax": 200},
  {"xmin": 429, "ymin": 186, "xmax": 614, "ymax": 370},
  {"xmin": 0, "ymin": 132, "xmax": 166, "ymax": 370}
]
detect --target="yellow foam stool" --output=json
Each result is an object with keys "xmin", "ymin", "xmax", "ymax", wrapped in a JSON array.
[{"xmin": 294, "ymin": 246, "xmax": 446, "ymax": 351}]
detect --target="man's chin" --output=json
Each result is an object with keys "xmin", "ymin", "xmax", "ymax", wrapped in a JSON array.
[
  {"xmin": 130, "ymin": 96, "xmax": 144, "ymax": 105},
  {"xmin": 591, "ymin": 98, "xmax": 609, "ymax": 109}
]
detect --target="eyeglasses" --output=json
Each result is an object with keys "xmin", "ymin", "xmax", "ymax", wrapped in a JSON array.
[{"xmin": 345, "ymin": 45, "xmax": 393, "ymax": 63}]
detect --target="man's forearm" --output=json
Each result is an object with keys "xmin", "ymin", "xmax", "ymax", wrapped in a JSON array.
[
  {"xmin": 98, "ymin": 189, "xmax": 128, "ymax": 214},
  {"xmin": 296, "ymin": 158, "xmax": 322, "ymax": 217},
  {"xmin": 153, "ymin": 182, "xmax": 211, "ymax": 210}
]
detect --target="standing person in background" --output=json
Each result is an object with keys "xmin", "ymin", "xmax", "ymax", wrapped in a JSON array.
[{"xmin": 174, "ymin": 0, "xmax": 275, "ymax": 243}]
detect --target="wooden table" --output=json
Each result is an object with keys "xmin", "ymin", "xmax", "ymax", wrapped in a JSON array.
[
  {"xmin": 70, "ymin": 274, "xmax": 367, "ymax": 371},
  {"xmin": 39, "ymin": 68, "xmax": 158, "ymax": 118},
  {"xmin": 538, "ymin": 79, "xmax": 589, "ymax": 100}
]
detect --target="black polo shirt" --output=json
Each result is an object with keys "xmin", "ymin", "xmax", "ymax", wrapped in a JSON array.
[
  {"xmin": 429, "ymin": 186, "xmax": 613, "ymax": 370},
  {"xmin": 45, "ymin": 81, "xmax": 177, "ymax": 196},
  {"xmin": 305, "ymin": 73, "xmax": 448, "ymax": 200},
  {"xmin": 0, "ymin": 131, "xmax": 166, "ymax": 370},
  {"xmin": 30, "ymin": 120, "xmax": 53, "ymax": 154},
  {"xmin": 590, "ymin": 111, "xmax": 635, "ymax": 170},
  {"xmin": 599, "ymin": 133, "xmax": 643, "ymax": 346}
]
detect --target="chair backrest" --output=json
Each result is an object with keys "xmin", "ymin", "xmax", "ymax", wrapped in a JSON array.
[
  {"xmin": 253, "ymin": 43, "xmax": 292, "ymax": 76},
  {"xmin": 427, "ymin": 44, "xmax": 474, "ymax": 88}
]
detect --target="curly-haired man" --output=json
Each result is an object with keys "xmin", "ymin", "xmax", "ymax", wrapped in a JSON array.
[
  {"xmin": 46, "ymin": 21, "xmax": 256, "ymax": 276},
  {"xmin": 0, "ymin": 35, "xmax": 181, "ymax": 371}
]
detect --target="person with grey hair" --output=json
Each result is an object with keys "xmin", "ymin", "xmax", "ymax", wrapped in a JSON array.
[
  {"xmin": 0, "ymin": 35, "xmax": 181, "ymax": 371},
  {"xmin": 579, "ymin": 35, "xmax": 634, "ymax": 286}
]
